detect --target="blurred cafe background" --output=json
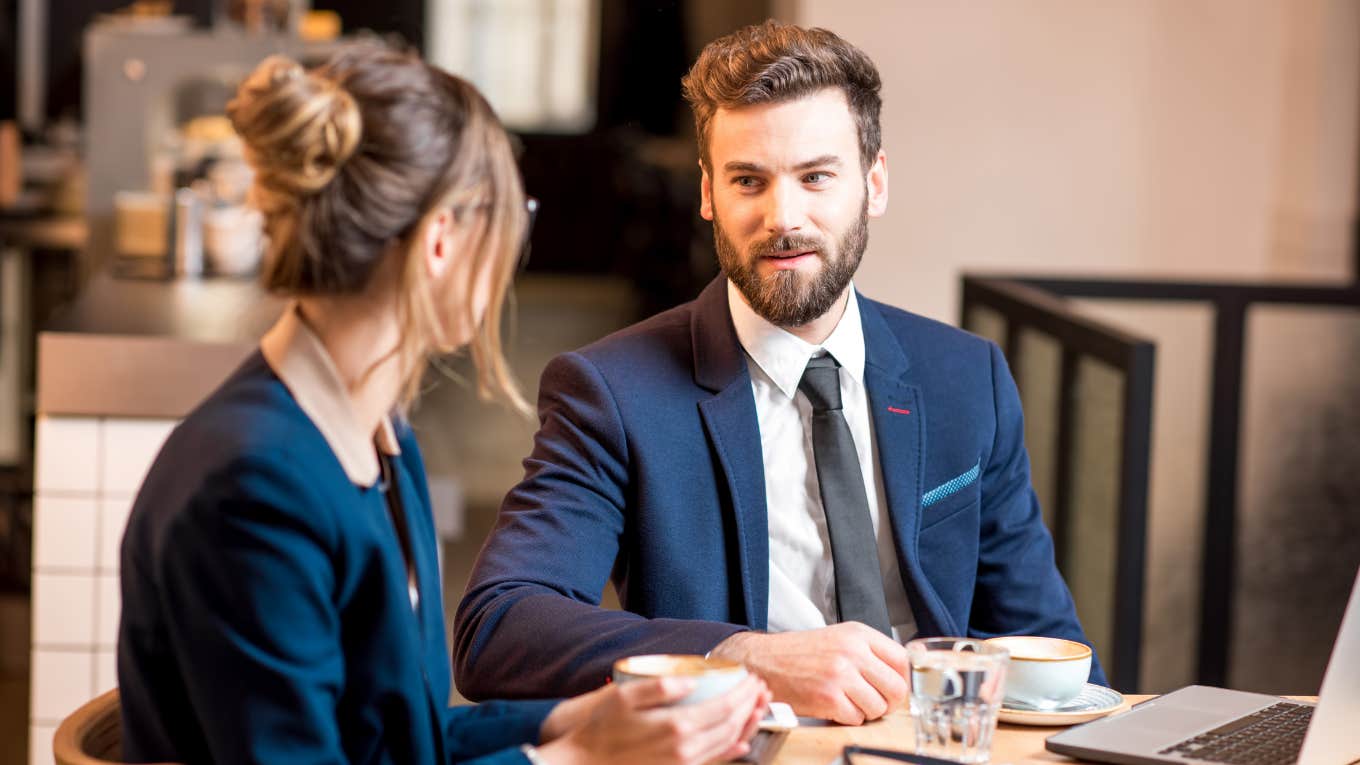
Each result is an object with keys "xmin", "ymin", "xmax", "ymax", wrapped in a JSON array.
[{"xmin": 1, "ymin": 1, "xmax": 1358, "ymax": 764}]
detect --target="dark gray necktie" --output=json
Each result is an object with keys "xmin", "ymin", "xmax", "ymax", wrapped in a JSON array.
[{"xmin": 799, "ymin": 354, "xmax": 893, "ymax": 636}]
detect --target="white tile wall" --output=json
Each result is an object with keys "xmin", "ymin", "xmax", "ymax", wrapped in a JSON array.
[
  {"xmin": 29, "ymin": 724, "xmax": 56, "ymax": 765},
  {"xmin": 97, "ymin": 497, "xmax": 132, "ymax": 572},
  {"xmin": 29, "ymin": 414, "xmax": 179, "ymax": 765},
  {"xmin": 31, "ymin": 496, "xmax": 97, "ymax": 571},
  {"xmin": 99, "ymin": 419, "xmax": 176, "ymax": 497},
  {"xmin": 94, "ymin": 649, "xmax": 117, "ymax": 696},
  {"xmin": 34, "ymin": 417, "xmax": 99, "ymax": 494},
  {"xmin": 95, "ymin": 575, "xmax": 120, "ymax": 649},
  {"xmin": 30, "ymin": 650, "xmax": 93, "ymax": 722},
  {"xmin": 30, "ymin": 573, "xmax": 94, "ymax": 647}
]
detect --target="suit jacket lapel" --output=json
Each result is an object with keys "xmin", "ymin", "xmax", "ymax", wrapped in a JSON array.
[
  {"xmin": 692, "ymin": 278, "xmax": 769, "ymax": 630},
  {"xmin": 388, "ymin": 462, "xmax": 440, "ymax": 643},
  {"xmin": 859, "ymin": 293, "xmax": 960, "ymax": 636},
  {"xmin": 377, "ymin": 464, "xmax": 447, "ymax": 737}
]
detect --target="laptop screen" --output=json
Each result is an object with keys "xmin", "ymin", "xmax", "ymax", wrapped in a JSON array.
[{"xmin": 1296, "ymin": 565, "xmax": 1360, "ymax": 764}]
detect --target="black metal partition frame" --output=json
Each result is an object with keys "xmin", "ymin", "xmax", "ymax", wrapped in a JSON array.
[
  {"xmin": 961, "ymin": 276, "xmax": 1155, "ymax": 692},
  {"xmin": 993, "ymin": 277, "xmax": 1360, "ymax": 688}
]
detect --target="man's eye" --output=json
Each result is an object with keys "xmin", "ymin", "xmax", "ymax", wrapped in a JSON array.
[
  {"xmin": 803, "ymin": 172, "xmax": 830, "ymax": 184},
  {"xmin": 734, "ymin": 176, "xmax": 761, "ymax": 188}
]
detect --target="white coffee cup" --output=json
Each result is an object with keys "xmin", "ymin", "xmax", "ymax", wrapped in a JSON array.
[
  {"xmin": 203, "ymin": 205, "xmax": 264, "ymax": 276},
  {"xmin": 612, "ymin": 654, "xmax": 746, "ymax": 706},
  {"xmin": 984, "ymin": 636, "xmax": 1091, "ymax": 710}
]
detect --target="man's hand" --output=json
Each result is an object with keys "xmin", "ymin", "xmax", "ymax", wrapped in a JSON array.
[{"xmin": 709, "ymin": 622, "xmax": 909, "ymax": 725}]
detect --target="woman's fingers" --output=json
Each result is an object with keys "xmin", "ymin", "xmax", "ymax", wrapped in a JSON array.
[
  {"xmin": 666, "ymin": 676, "xmax": 767, "ymax": 763},
  {"xmin": 617, "ymin": 676, "xmax": 696, "ymax": 710},
  {"xmin": 671, "ymin": 675, "xmax": 762, "ymax": 728},
  {"xmin": 737, "ymin": 687, "xmax": 771, "ymax": 742},
  {"xmin": 716, "ymin": 687, "xmax": 771, "ymax": 761}
]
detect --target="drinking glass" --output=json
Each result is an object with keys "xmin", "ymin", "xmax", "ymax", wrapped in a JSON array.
[{"xmin": 906, "ymin": 637, "xmax": 1009, "ymax": 764}]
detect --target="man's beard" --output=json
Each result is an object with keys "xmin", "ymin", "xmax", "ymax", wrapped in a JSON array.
[{"xmin": 714, "ymin": 200, "xmax": 869, "ymax": 328}]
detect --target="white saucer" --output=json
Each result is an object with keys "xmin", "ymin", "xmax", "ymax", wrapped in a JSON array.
[
  {"xmin": 998, "ymin": 683, "xmax": 1126, "ymax": 726},
  {"xmin": 758, "ymin": 702, "xmax": 799, "ymax": 731}
]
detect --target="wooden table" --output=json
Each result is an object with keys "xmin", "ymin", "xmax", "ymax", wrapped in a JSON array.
[
  {"xmin": 773, "ymin": 696, "xmax": 1145, "ymax": 764},
  {"xmin": 772, "ymin": 695, "xmax": 1317, "ymax": 764}
]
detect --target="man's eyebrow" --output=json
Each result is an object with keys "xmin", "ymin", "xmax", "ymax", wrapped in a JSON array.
[
  {"xmin": 722, "ymin": 161, "xmax": 767, "ymax": 174},
  {"xmin": 793, "ymin": 155, "xmax": 843, "ymax": 171},
  {"xmin": 721, "ymin": 156, "xmax": 845, "ymax": 175}
]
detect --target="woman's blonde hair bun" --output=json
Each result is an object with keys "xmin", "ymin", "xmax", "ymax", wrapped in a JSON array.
[{"xmin": 227, "ymin": 54, "xmax": 362, "ymax": 195}]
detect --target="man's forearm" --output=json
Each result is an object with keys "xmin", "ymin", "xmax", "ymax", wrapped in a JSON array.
[{"xmin": 454, "ymin": 586, "xmax": 747, "ymax": 699}]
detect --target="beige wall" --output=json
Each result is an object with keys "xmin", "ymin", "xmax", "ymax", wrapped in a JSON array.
[{"xmin": 781, "ymin": 0, "xmax": 1358, "ymax": 323}]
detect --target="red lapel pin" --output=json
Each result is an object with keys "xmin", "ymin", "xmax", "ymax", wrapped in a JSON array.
[{"xmin": 887, "ymin": 406, "xmax": 911, "ymax": 415}]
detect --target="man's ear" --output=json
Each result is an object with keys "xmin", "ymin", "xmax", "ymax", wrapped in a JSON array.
[
  {"xmin": 699, "ymin": 161, "xmax": 714, "ymax": 221},
  {"xmin": 423, "ymin": 209, "xmax": 454, "ymax": 280},
  {"xmin": 866, "ymin": 149, "xmax": 889, "ymax": 218}
]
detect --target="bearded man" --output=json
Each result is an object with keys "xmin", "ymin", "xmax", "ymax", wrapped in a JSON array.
[{"xmin": 455, "ymin": 20, "xmax": 1104, "ymax": 725}]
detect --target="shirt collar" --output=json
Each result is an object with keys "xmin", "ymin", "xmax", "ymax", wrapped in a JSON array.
[
  {"xmin": 260, "ymin": 304, "xmax": 401, "ymax": 488},
  {"xmin": 726, "ymin": 279, "xmax": 866, "ymax": 400}
]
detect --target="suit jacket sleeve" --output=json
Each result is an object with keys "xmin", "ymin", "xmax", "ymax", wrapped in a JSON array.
[
  {"xmin": 454, "ymin": 351, "xmax": 746, "ymax": 700},
  {"xmin": 970, "ymin": 342, "xmax": 1108, "ymax": 685},
  {"xmin": 444, "ymin": 699, "xmax": 558, "ymax": 764},
  {"xmin": 151, "ymin": 453, "xmax": 351, "ymax": 763}
]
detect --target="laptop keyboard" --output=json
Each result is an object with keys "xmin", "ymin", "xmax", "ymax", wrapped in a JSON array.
[{"xmin": 1159, "ymin": 702, "xmax": 1313, "ymax": 764}]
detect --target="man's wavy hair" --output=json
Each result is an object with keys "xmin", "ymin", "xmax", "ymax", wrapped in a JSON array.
[{"xmin": 681, "ymin": 20, "xmax": 883, "ymax": 172}]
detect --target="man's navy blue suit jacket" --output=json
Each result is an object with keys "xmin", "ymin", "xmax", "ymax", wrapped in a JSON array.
[{"xmin": 455, "ymin": 277, "xmax": 1105, "ymax": 699}]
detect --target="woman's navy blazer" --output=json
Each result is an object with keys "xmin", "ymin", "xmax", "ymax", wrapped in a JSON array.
[{"xmin": 119, "ymin": 348, "xmax": 555, "ymax": 764}]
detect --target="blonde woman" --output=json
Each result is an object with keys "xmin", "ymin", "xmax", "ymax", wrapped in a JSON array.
[{"xmin": 117, "ymin": 44, "xmax": 768, "ymax": 765}]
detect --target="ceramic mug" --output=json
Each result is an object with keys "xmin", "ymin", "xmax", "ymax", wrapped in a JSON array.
[
  {"xmin": 611, "ymin": 654, "xmax": 747, "ymax": 706},
  {"xmin": 984, "ymin": 636, "xmax": 1091, "ymax": 710},
  {"xmin": 203, "ymin": 204, "xmax": 264, "ymax": 276}
]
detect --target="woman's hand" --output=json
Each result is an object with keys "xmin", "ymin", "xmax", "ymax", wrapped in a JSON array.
[
  {"xmin": 537, "ymin": 683, "xmax": 614, "ymax": 743},
  {"xmin": 535, "ymin": 674, "xmax": 770, "ymax": 765}
]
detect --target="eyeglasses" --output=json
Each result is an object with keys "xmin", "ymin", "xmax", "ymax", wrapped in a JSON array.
[
  {"xmin": 446, "ymin": 196, "xmax": 537, "ymax": 273},
  {"xmin": 518, "ymin": 196, "xmax": 538, "ymax": 273},
  {"xmin": 841, "ymin": 745, "xmax": 965, "ymax": 765}
]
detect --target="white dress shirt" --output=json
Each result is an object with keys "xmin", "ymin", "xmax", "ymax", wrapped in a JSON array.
[{"xmin": 727, "ymin": 281, "xmax": 916, "ymax": 640}]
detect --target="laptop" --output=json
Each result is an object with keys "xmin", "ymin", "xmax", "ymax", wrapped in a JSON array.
[{"xmin": 1047, "ymin": 566, "xmax": 1360, "ymax": 765}]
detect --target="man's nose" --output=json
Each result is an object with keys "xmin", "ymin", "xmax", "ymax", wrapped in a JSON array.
[{"xmin": 763, "ymin": 179, "xmax": 806, "ymax": 235}]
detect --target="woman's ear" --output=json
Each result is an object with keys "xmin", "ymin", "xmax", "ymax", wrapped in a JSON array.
[{"xmin": 423, "ymin": 209, "xmax": 455, "ymax": 280}]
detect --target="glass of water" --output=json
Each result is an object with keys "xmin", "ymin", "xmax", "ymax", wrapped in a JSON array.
[{"xmin": 906, "ymin": 637, "xmax": 1009, "ymax": 764}]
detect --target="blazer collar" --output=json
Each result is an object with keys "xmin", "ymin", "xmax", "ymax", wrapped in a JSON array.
[
  {"xmin": 260, "ymin": 304, "xmax": 401, "ymax": 488},
  {"xmin": 692, "ymin": 277, "xmax": 749, "ymax": 392},
  {"xmin": 857, "ymin": 289, "xmax": 912, "ymax": 380}
]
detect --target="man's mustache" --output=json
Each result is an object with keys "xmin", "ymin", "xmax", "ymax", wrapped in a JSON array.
[{"xmin": 748, "ymin": 234, "xmax": 827, "ymax": 258}]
